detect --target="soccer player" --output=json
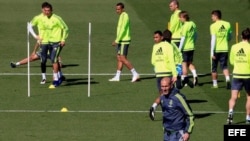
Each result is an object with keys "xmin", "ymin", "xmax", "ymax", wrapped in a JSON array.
[
  {"xmin": 10, "ymin": 42, "xmax": 65, "ymax": 84},
  {"xmin": 179, "ymin": 11, "xmax": 198, "ymax": 87},
  {"xmin": 210, "ymin": 10, "xmax": 232, "ymax": 89},
  {"xmin": 162, "ymin": 29, "xmax": 183, "ymax": 89},
  {"xmin": 151, "ymin": 30, "xmax": 177, "ymax": 93},
  {"xmin": 29, "ymin": 2, "xmax": 69, "ymax": 88},
  {"xmin": 227, "ymin": 28, "xmax": 250, "ymax": 124},
  {"xmin": 11, "ymin": 42, "xmax": 40, "ymax": 68},
  {"xmin": 168, "ymin": 0, "xmax": 182, "ymax": 47},
  {"xmin": 109, "ymin": 2, "xmax": 139, "ymax": 82},
  {"xmin": 149, "ymin": 77, "xmax": 194, "ymax": 141}
]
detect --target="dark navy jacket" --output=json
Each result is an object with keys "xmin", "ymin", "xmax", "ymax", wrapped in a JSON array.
[{"xmin": 160, "ymin": 88, "xmax": 194, "ymax": 133}]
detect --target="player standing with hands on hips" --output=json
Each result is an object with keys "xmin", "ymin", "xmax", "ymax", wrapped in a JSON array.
[
  {"xmin": 149, "ymin": 77, "xmax": 194, "ymax": 141},
  {"xmin": 109, "ymin": 2, "xmax": 140, "ymax": 82},
  {"xmin": 28, "ymin": 2, "xmax": 69, "ymax": 88}
]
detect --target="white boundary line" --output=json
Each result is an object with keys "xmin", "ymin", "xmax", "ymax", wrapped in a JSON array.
[
  {"xmin": 0, "ymin": 73, "xmax": 213, "ymax": 76},
  {"xmin": 0, "ymin": 110, "xmax": 245, "ymax": 113}
]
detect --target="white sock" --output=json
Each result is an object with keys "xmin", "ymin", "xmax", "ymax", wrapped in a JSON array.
[
  {"xmin": 130, "ymin": 68, "xmax": 138, "ymax": 76},
  {"xmin": 58, "ymin": 71, "xmax": 63, "ymax": 78},
  {"xmin": 42, "ymin": 73, "xmax": 46, "ymax": 80},
  {"xmin": 191, "ymin": 69, "xmax": 197, "ymax": 77},
  {"xmin": 53, "ymin": 73, "xmax": 58, "ymax": 81},
  {"xmin": 229, "ymin": 109, "xmax": 233, "ymax": 114},
  {"xmin": 115, "ymin": 70, "xmax": 121, "ymax": 78},
  {"xmin": 213, "ymin": 80, "xmax": 217, "ymax": 86},
  {"xmin": 225, "ymin": 76, "xmax": 230, "ymax": 82},
  {"xmin": 16, "ymin": 62, "xmax": 20, "ymax": 66},
  {"xmin": 246, "ymin": 115, "xmax": 250, "ymax": 120},
  {"xmin": 181, "ymin": 75, "xmax": 187, "ymax": 80}
]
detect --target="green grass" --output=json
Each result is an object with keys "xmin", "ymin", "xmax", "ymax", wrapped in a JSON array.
[{"xmin": 0, "ymin": 0, "xmax": 250, "ymax": 140}]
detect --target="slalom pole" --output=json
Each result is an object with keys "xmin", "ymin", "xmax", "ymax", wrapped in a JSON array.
[
  {"xmin": 87, "ymin": 22, "xmax": 91, "ymax": 97},
  {"xmin": 27, "ymin": 22, "xmax": 31, "ymax": 97},
  {"xmin": 235, "ymin": 22, "xmax": 239, "ymax": 43},
  {"xmin": 236, "ymin": 22, "xmax": 240, "ymax": 98}
]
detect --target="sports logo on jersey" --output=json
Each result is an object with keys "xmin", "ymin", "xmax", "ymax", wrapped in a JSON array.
[
  {"xmin": 156, "ymin": 47, "xmax": 163, "ymax": 55},
  {"xmin": 219, "ymin": 25, "xmax": 226, "ymax": 32},
  {"xmin": 190, "ymin": 26, "xmax": 195, "ymax": 32},
  {"xmin": 168, "ymin": 100, "xmax": 173, "ymax": 107},
  {"xmin": 236, "ymin": 48, "xmax": 246, "ymax": 56}
]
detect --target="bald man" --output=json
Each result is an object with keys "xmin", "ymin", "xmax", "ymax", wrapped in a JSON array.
[{"xmin": 149, "ymin": 77, "xmax": 194, "ymax": 141}]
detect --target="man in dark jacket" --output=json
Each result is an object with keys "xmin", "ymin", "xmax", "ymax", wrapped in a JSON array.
[{"xmin": 149, "ymin": 77, "xmax": 194, "ymax": 141}]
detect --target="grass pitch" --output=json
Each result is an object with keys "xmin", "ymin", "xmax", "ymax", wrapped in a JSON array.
[{"xmin": 0, "ymin": 0, "xmax": 250, "ymax": 140}]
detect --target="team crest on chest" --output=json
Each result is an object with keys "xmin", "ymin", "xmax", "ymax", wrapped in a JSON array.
[{"xmin": 168, "ymin": 100, "xmax": 173, "ymax": 107}]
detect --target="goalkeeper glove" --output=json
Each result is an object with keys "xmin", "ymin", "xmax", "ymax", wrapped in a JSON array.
[{"xmin": 149, "ymin": 107, "xmax": 155, "ymax": 121}]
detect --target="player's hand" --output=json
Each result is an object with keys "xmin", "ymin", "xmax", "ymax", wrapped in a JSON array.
[
  {"xmin": 172, "ymin": 76, "xmax": 177, "ymax": 83},
  {"xmin": 211, "ymin": 56, "xmax": 216, "ymax": 60},
  {"xmin": 60, "ymin": 41, "xmax": 65, "ymax": 47},
  {"xmin": 149, "ymin": 107, "xmax": 155, "ymax": 121},
  {"xmin": 112, "ymin": 41, "xmax": 117, "ymax": 47},
  {"xmin": 36, "ymin": 36, "xmax": 42, "ymax": 43},
  {"xmin": 182, "ymin": 133, "xmax": 190, "ymax": 141}
]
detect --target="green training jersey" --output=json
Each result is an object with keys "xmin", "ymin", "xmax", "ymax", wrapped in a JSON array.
[
  {"xmin": 115, "ymin": 12, "xmax": 131, "ymax": 44},
  {"xmin": 151, "ymin": 41, "xmax": 177, "ymax": 77},
  {"xmin": 30, "ymin": 13, "xmax": 48, "ymax": 43},
  {"xmin": 169, "ymin": 10, "xmax": 182, "ymax": 40},
  {"xmin": 210, "ymin": 20, "xmax": 232, "ymax": 52},
  {"xmin": 180, "ymin": 21, "xmax": 197, "ymax": 51},
  {"xmin": 230, "ymin": 41, "xmax": 250, "ymax": 78},
  {"xmin": 31, "ymin": 13, "xmax": 69, "ymax": 44}
]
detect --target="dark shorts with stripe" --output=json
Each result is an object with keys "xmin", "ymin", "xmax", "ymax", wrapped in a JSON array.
[
  {"xmin": 182, "ymin": 50, "xmax": 194, "ymax": 62},
  {"xmin": 231, "ymin": 78, "xmax": 250, "ymax": 93},
  {"xmin": 212, "ymin": 52, "xmax": 228, "ymax": 72},
  {"xmin": 116, "ymin": 44, "xmax": 129, "ymax": 56},
  {"xmin": 40, "ymin": 44, "xmax": 50, "ymax": 63},
  {"xmin": 49, "ymin": 42, "xmax": 62, "ymax": 63}
]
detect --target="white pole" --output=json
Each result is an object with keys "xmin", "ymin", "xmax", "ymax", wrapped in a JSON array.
[
  {"xmin": 27, "ymin": 22, "xmax": 31, "ymax": 97},
  {"xmin": 87, "ymin": 22, "xmax": 91, "ymax": 97}
]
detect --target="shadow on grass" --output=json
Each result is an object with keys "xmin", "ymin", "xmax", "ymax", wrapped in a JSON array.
[
  {"xmin": 139, "ymin": 76, "xmax": 156, "ymax": 80},
  {"xmin": 63, "ymin": 78, "xmax": 99, "ymax": 86},
  {"xmin": 197, "ymin": 73, "xmax": 211, "ymax": 78},
  {"xmin": 194, "ymin": 113, "xmax": 215, "ymax": 119},
  {"xmin": 197, "ymin": 80, "xmax": 224, "ymax": 87},
  {"xmin": 187, "ymin": 99, "xmax": 208, "ymax": 103},
  {"xmin": 61, "ymin": 64, "xmax": 79, "ymax": 68},
  {"xmin": 122, "ymin": 75, "xmax": 155, "ymax": 82}
]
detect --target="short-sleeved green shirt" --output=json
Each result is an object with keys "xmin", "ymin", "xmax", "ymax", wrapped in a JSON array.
[
  {"xmin": 180, "ymin": 21, "xmax": 197, "ymax": 51},
  {"xmin": 210, "ymin": 20, "xmax": 232, "ymax": 52}
]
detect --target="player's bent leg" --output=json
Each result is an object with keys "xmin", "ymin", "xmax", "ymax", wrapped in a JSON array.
[{"xmin": 119, "ymin": 55, "xmax": 139, "ymax": 82}]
